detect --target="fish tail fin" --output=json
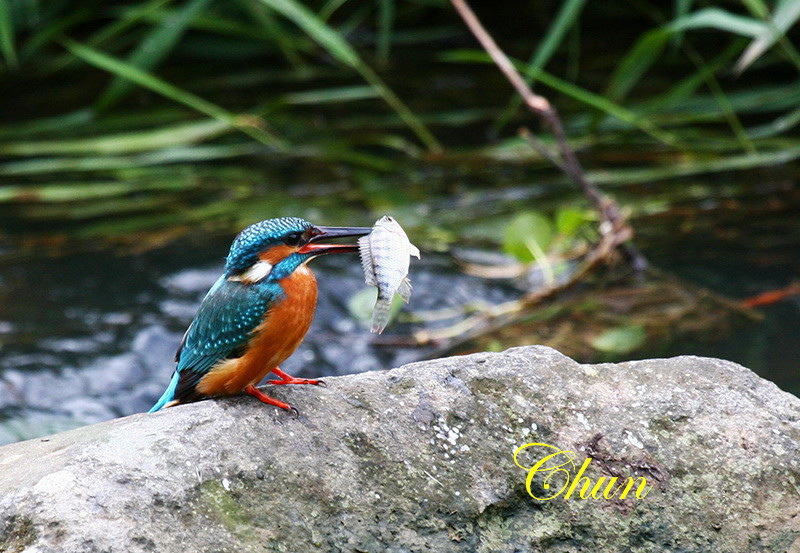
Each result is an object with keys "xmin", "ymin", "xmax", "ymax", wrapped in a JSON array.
[
  {"xmin": 370, "ymin": 297, "xmax": 392, "ymax": 334},
  {"xmin": 148, "ymin": 371, "xmax": 180, "ymax": 413}
]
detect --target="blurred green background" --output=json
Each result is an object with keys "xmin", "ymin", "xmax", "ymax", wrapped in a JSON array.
[{"xmin": 0, "ymin": 0, "xmax": 798, "ymax": 244}]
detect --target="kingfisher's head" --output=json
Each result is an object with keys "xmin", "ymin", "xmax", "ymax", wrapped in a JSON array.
[{"xmin": 224, "ymin": 217, "xmax": 371, "ymax": 284}]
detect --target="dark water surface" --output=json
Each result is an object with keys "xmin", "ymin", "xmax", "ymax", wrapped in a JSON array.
[
  {"xmin": 0, "ymin": 170, "xmax": 797, "ymax": 445},
  {"xmin": 0, "ymin": 236, "xmax": 523, "ymax": 443}
]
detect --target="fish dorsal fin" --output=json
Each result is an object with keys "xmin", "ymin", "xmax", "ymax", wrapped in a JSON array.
[{"xmin": 358, "ymin": 235, "xmax": 377, "ymax": 286}]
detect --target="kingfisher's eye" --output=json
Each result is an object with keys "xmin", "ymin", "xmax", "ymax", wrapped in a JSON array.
[{"xmin": 283, "ymin": 231, "xmax": 303, "ymax": 246}]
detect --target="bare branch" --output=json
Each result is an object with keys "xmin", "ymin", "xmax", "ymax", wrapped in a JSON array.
[{"xmin": 449, "ymin": 0, "xmax": 647, "ymax": 273}]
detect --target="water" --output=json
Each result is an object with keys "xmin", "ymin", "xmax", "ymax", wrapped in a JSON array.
[
  {"xmin": 0, "ymin": 235, "xmax": 525, "ymax": 444},
  {"xmin": 0, "ymin": 172, "xmax": 797, "ymax": 445}
]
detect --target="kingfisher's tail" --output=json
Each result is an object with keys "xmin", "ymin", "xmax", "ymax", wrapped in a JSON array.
[{"xmin": 148, "ymin": 372, "xmax": 180, "ymax": 413}]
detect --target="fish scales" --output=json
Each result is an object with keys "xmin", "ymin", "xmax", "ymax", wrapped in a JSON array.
[{"xmin": 358, "ymin": 216, "xmax": 420, "ymax": 333}]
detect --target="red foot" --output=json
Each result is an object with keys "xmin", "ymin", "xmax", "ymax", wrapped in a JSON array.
[
  {"xmin": 244, "ymin": 385, "xmax": 298, "ymax": 416},
  {"xmin": 267, "ymin": 366, "xmax": 324, "ymax": 386}
]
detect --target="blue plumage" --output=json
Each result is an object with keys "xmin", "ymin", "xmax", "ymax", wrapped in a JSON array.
[
  {"xmin": 148, "ymin": 371, "xmax": 180, "ymax": 413},
  {"xmin": 150, "ymin": 218, "xmax": 310, "ymax": 411},
  {"xmin": 148, "ymin": 216, "xmax": 372, "ymax": 413},
  {"xmin": 225, "ymin": 217, "xmax": 311, "ymax": 275}
]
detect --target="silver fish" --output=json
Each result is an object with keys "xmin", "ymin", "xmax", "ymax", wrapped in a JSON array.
[{"xmin": 359, "ymin": 216, "xmax": 420, "ymax": 333}]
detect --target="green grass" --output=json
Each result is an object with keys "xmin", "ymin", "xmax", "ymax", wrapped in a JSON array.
[{"xmin": 0, "ymin": 0, "xmax": 798, "ymax": 245}]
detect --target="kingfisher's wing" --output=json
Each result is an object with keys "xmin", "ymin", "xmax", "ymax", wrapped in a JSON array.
[{"xmin": 172, "ymin": 276, "xmax": 281, "ymax": 403}]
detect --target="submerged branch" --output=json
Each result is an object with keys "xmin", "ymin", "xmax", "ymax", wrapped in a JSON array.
[{"xmin": 413, "ymin": 225, "xmax": 623, "ymax": 348}]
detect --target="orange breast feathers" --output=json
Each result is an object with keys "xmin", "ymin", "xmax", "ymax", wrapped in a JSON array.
[{"xmin": 196, "ymin": 265, "xmax": 319, "ymax": 397}]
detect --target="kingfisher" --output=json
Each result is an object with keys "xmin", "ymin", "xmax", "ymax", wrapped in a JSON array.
[{"xmin": 149, "ymin": 217, "xmax": 371, "ymax": 414}]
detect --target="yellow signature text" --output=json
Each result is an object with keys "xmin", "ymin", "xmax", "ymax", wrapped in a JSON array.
[{"xmin": 513, "ymin": 442, "xmax": 653, "ymax": 501}]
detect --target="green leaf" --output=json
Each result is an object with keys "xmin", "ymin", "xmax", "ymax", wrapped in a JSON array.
[
  {"xmin": 347, "ymin": 287, "xmax": 404, "ymax": 328},
  {"xmin": 555, "ymin": 207, "xmax": 589, "ymax": 237},
  {"xmin": 502, "ymin": 211, "xmax": 554, "ymax": 263},
  {"xmin": 591, "ymin": 325, "xmax": 647, "ymax": 354}
]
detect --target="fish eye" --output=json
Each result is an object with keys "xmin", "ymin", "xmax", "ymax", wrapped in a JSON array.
[{"xmin": 284, "ymin": 231, "xmax": 303, "ymax": 246}]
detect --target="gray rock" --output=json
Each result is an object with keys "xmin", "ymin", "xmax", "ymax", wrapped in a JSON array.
[{"xmin": 0, "ymin": 346, "xmax": 798, "ymax": 553}]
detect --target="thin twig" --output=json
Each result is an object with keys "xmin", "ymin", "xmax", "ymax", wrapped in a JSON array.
[
  {"xmin": 414, "ymin": 225, "xmax": 622, "ymax": 348},
  {"xmin": 518, "ymin": 127, "xmax": 566, "ymax": 171},
  {"xmin": 449, "ymin": 0, "xmax": 647, "ymax": 273}
]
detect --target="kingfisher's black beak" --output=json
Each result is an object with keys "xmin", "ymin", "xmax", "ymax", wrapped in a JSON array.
[{"xmin": 297, "ymin": 226, "xmax": 372, "ymax": 256}]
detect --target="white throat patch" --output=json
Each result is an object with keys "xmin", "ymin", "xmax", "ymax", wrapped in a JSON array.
[{"xmin": 229, "ymin": 261, "xmax": 273, "ymax": 284}]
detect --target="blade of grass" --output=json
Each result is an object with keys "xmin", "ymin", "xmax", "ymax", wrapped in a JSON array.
[
  {"xmin": 97, "ymin": 0, "xmax": 215, "ymax": 111},
  {"xmin": 0, "ymin": 109, "xmax": 94, "ymax": 140},
  {"xmin": 670, "ymin": 0, "xmax": 693, "ymax": 46},
  {"xmin": 586, "ymin": 145, "xmax": 800, "ymax": 185},
  {"xmin": 239, "ymin": 0, "xmax": 307, "ymax": 69},
  {"xmin": 0, "ymin": 119, "xmax": 232, "ymax": 156},
  {"xmin": 0, "ymin": 0, "xmax": 18, "ymax": 69},
  {"xmin": 280, "ymin": 85, "xmax": 378, "ymax": 105},
  {"xmin": 746, "ymin": 104, "xmax": 800, "ymax": 138},
  {"xmin": 492, "ymin": 0, "xmax": 588, "ymax": 133},
  {"xmin": 19, "ymin": 7, "xmax": 90, "ymax": 62},
  {"xmin": 648, "ymin": 81, "xmax": 800, "ymax": 118},
  {"xmin": 669, "ymin": 7, "xmax": 768, "ymax": 37},
  {"xmin": 319, "ymin": 0, "xmax": 350, "ymax": 22},
  {"xmin": 606, "ymin": 28, "xmax": 671, "ymax": 102},
  {"xmin": 640, "ymin": 41, "xmax": 741, "ymax": 112},
  {"xmin": 441, "ymin": 49, "xmax": 683, "ymax": 148},
  {"xmin": 42, "ymin": 0, "xmax": 174, "ymax": 76},
  {"xmin": 255, "ymin": 0, "xmax": 442, "ymax": 153},
  {"xmin": 740, "ymin": 0, "xmax": 770, "ymax": 19},
  {"xmin": 59, "ymin": 38, "xmax": 284, "ymax": 148},
  {"xmin": 0, "ymin": 143, "xmax": 267, "ymax": 176},
  {"xmin": 682, "ymin": 45, "xmax": 755, "ymax": 154},
  {"xmin": 136, "ymin": 8, "xmax": 287, "ymax": 45},
  {"xmin": 604, "ymin": 21, "xmax": 753, "ymax": 153},
  {"xmin": 376, "ymin": 0, "xmax": 394, "ymax": 65},
  {"xmin": 331, "ymin": 107, "xmax": 494, "ymax": 130},
  {"xmin": 736, "ymin": 0, "xmax": 800, "ymax": 73},
  {"xmin": 0, "ymin": 179, "xmax": 198, "ymax": 204},
  {"xmin": 337, "ymin": 2, "xmax": 373, "ymax": 36}
]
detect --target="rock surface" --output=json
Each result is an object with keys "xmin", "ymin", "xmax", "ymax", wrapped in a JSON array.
[{"xmin": 1, "ymin": 346, "xmax": 799, "ymax": 553}]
